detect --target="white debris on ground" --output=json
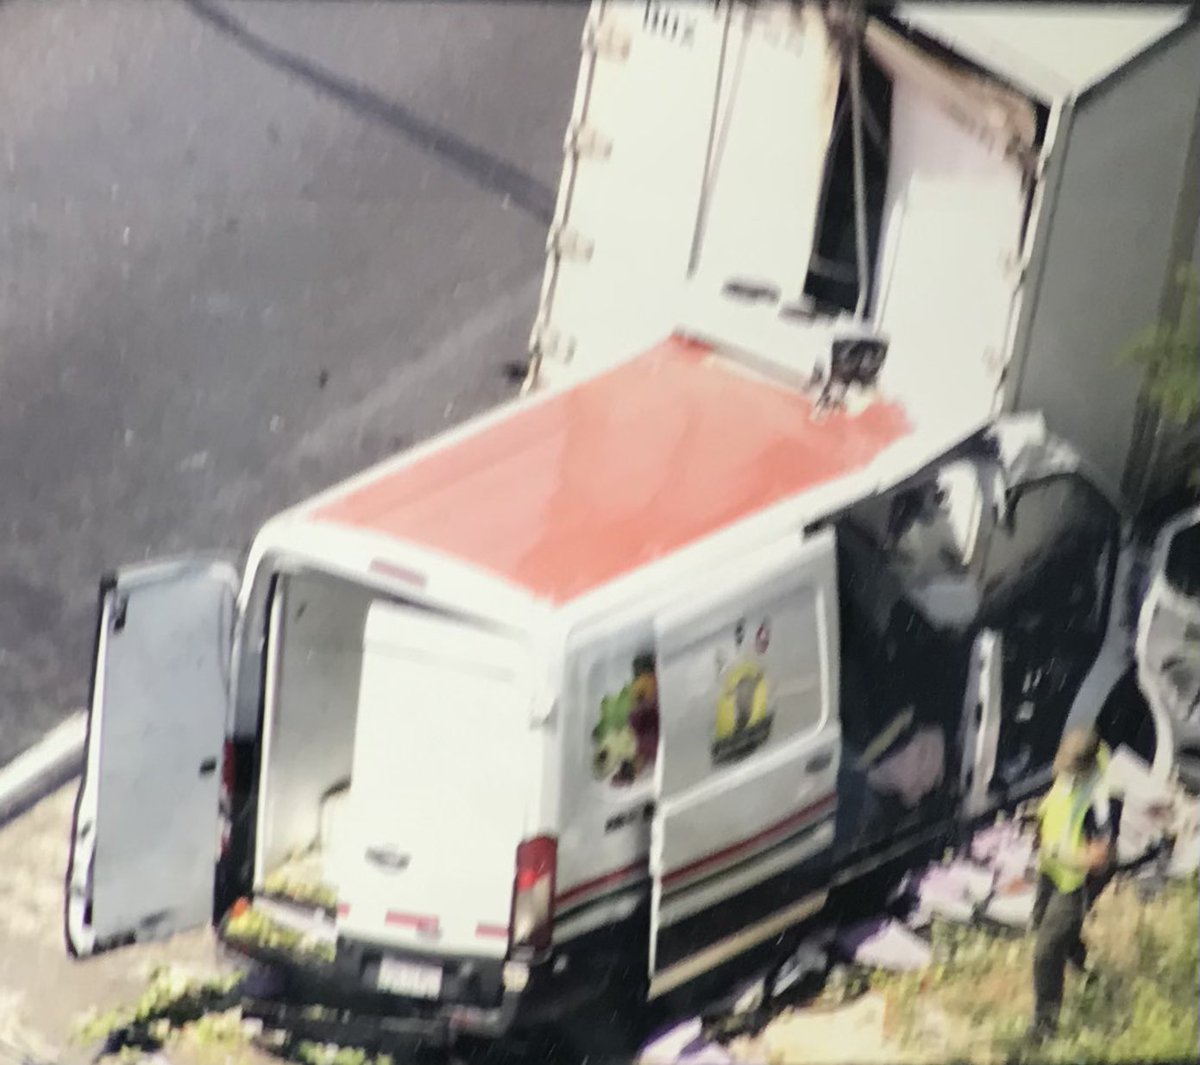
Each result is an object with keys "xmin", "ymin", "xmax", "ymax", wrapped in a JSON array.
[{"xmin": 835, "ymin": 918, "xmax": 932, "ymax": 971}]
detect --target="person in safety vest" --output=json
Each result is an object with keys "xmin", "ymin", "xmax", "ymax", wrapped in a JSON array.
[{"xmin": 1028, "ymin": 727, "xmax": 1114, "ymax": 1038}]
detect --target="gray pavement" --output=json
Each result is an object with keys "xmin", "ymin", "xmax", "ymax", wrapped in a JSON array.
[{"xmin": 0, "ymin": 0, "xmax": 584, "ymax": 761}]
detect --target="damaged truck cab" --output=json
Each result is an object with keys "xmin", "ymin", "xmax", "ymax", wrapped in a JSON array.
[{"xmin": 64, "ymin": 335, "xmax": 1133, "ymax": 1045}]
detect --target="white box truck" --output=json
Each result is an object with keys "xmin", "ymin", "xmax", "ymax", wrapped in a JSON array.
[
  {"xmin": 529, "ymin": 1, "xmax": 1200, "ymax": 513},
  {"xmin": 64, "ymin": 333, "xmax": 1144, "ymax": 1045}
]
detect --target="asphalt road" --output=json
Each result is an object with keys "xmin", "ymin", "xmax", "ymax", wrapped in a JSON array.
[{"xmin": 0, "ymin": 0, "xmax": 584, "ymax": 762}]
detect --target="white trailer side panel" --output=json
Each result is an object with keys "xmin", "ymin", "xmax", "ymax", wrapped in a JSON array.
[
  {"xmin": 530, "ymin": 0, "xmax": 840, "ymax": 386},
  {"xmin": 1006, "ymin": 22, "xmax": 1200, "ymax": 503},
  {"xmin": 530, "ymin": 0, "xmax": 730, "ymax": 383}
]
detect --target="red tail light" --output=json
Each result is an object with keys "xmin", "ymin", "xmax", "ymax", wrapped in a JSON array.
[
  {"xmin": 221, "ymin": 740, "xmax": 236, "ymax": 803},
  {"xmin": 509, "ymin": 836, "xmax": 556, "ymax": 955},
  {"xmin": 218, "ymin": 740, "xmax": 236, "ymax": 857}
]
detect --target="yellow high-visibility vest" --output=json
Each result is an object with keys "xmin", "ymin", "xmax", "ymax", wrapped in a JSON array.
[{"xmin": 1037, "ymin": 741, "xmax": 1111, "ymax": 893}]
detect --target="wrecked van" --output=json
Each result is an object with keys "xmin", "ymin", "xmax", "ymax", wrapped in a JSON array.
[{"xmin": 64, "ymin": 335, "xmax": 1135, "ymax": 1044}]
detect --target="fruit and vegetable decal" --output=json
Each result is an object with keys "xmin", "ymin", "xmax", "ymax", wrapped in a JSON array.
[
  {"xmin": 712, "ymin": 617, "xmax": 775, "ymax": 766},
  {"xmin": 592, "ymin": 652, "xmax": 660, "ymax": 787}
]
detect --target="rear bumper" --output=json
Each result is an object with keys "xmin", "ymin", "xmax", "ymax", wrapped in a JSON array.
[
  {"xmin": 218, "ymin": 931, "xmax": 575, "ymax": 1046},
  {"xmin": 237, "ymin": 987, "xmax": 523, "ymax": 1047}
]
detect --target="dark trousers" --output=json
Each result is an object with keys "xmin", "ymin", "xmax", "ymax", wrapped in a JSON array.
[{"xmin": 1030, "ymin": 874, "xmax": 1089, "ymax": 1027}]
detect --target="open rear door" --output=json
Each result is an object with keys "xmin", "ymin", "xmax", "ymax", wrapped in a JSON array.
[
  {"xmin": 1136, "ymin": 505, "xmax": 1200, "ymax": 783},
  {"xmin": 649, "ymin": 530, "xmax": 841, "ymax": 999},
  {"xmin": 66, "ymin": 558, "xmax": 237, "ymax": 957}
]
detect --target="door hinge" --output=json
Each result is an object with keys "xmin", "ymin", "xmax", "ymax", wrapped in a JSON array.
[
  {"xmin": 582, "ymin": 17, "xmax": 632, "ymax": 62},
  {"xmin": 547, "ymin": 224, "xmax": 594, "ymax": 264},
  {"xmin": 531, "ymin": 325, "xmax": 577, "ymax": 365},
  {"xmin": 564, "ymin": 121, "xmax": 612, "ymax": 161}
]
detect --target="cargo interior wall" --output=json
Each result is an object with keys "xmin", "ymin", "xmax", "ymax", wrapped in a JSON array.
[
  {"xmin": 870, "ymin": 75, "xmax": 1028, "ymax": 439},
  {"xmin": 256, "ymin": 572, "xmax": 375, "ymax": 883},
  {"xmin": 1007, "ymin": 22, "xmax": 1200, "ymax": 504}
]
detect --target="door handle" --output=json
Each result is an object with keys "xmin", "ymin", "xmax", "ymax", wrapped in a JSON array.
[
  {"xmin": 806, "ymin": 752, "xmax": 833, "ymax": 774},
  {"xmin": 199, "ymin": 757, "xmax": 218, "ymax": 777}
]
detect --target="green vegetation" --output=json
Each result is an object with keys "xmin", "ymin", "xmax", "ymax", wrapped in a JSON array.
[
  {"xmin": 73, "ymin": 967, "xmax": 246, "ymax": 1057},
  {"xmin": 261, "ymin": 869, "xmax": 339, "ymax": 914},
  {"xmin": 293, "ymin": 1042, "xmax": 394, "ymax": 1065},
  {"xmin": 1120, "ymin": 263, "xmax": 1200, "ymax": 427},
  {"xmin": 866, "ymin": 875, "xmax": 1200, "ymax": 1063},
  {"xmin": 224, "ymin": 905, "xmax": 337, "ymax": 963}
]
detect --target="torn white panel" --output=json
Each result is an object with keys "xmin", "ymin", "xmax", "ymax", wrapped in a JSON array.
[
  {"xmin": 692, "ymin": 3, "xmax": 841, "ymax": 294},
  {"xmin": 870, "ymin": 77, "xmax": 1027, "ymax": 438},
  {"xmin": 1108, "ymin": 745, "xmax": 1175, "ymax": 807},
  {"xmin": 864, "ymin": 18, "xmax": 1038, "ymax": 161}
]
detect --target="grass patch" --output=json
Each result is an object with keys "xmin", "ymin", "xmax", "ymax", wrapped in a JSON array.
[
  {"xmin": 224, "ymin": 905, "xmax": 336, "ymax": 964},
  {"xmin": 72, "ymin": 966, "xmax": 249, "ymax": 1062},
  {"xmin": 868, "ymin": 875, "xmax": 1199, "ymax": 1063}
]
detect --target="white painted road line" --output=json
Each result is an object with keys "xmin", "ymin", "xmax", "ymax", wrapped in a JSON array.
[{"xmin": 0, "ymin": 710, "xmax": 85, "ymax": 825}]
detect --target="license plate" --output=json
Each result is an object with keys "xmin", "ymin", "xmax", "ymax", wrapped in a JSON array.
[{"xmin": 377, "ymin": 956, "xmax": 443, "ymax": 999}]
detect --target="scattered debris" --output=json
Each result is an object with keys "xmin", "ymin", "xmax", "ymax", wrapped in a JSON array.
[
  {"xmin": 639, "ymin": 1019, "xmax": 735, "ymax": 1065},
  {"xmin": 836, "ymin": 918, "xmax": 932, "ymax": 972},
  {"xmin": 905, "ymin": 859, "xmax": 995, "ymax": 926}
]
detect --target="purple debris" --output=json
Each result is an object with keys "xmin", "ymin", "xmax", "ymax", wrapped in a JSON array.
[
  {"xmin": 639, "ymin": 1019, "xmax": 704, "ymax": 1064},
  {"xmin": 837, "ymin": 917, "xmax": 933, "ymax": 971},
  {"xmin": 910, "ymin": 861, "xmax": 995, "ymax": 923},
  {"xmin": 970, "ymin": 821, "xmax": 1021, "ymax": 864},
  {"xmin": 639, "ymin": 1018, "xmax": 737, "ymax": 1064},
  {"xmin": 680, "ymin": 1037, "xmax": 735, "ymax": 1064},
  {"xmin": 969, "ymin": 825, "xmax": 1004, "ymax": 865}
]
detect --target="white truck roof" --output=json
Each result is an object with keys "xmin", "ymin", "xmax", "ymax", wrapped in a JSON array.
[{"xmin": 253, "ymin": 336, "xmax": 984, "ymax": 619}]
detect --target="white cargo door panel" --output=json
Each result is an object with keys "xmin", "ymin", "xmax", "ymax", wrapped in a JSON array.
[
  {"xmin": 689, "ymin": 3, "xmax": 840, "ymax": 297},
  {"xmin": 66, "ymin": 559, "xmax": 236, "ymax": 957},
  {"xmin": 337, "ymin": 604, "xmax": 532, "ymax": 959},
  {"xmin": 649, "ymin": 530, "xmax": 840, "ymax": 998},
  {"xmin": 531, "ymin": 0, "xmax": 731, "ymax": 381}
]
